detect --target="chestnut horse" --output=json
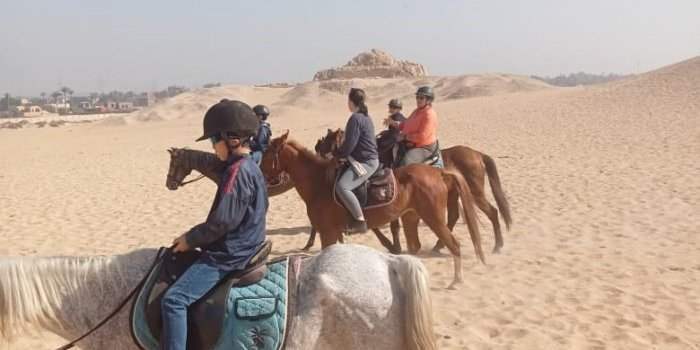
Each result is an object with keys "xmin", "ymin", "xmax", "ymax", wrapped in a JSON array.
[
  {"xmin": 164, "ymin": 148, "xmax": 408, "ymax": 254},
  {"xmin": 261, "ymin": 132, "xmax": 485, "ymax": 288},
  {"xmin": 315, "ymin": 128, "xmax": 512, "ymax": 253}
]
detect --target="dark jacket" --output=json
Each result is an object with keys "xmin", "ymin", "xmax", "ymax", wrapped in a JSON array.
[
  {"xmin": 185, "ymin": 154, "xmax": 268, "ymax": 271},
  {"xmin": 389, "ymin": 112, "xmax": 407, "ymax": 125},
  {"xmin": 375, "ymin": 112, "xmax": 406, "ymax": 167},
  {"xmin": 251, "ymin": 121, "xmax": 271, "ymax": 153},
  {"xmin": 384, "ymin": 112, "xmax": 406, "ymax": 144},
  {"xmin": 334, "ymin": 112, "xmax": 378, "ymax": 162}
]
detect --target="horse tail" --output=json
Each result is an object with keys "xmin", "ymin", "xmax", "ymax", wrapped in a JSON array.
[
  {"xmin": 442, "ymin": 170, "xmax": 486, "ymax": 264},
  {"xmin": 482, "ymin": 153, "xmax": 513, "ymax": 230},
  {"xmin": 394, "ymin": 255, "xmax": 437, "ymax": 350}
]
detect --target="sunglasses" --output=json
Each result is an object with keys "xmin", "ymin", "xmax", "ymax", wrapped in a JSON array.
[
  {"xmin": 415, "ymin": 96, "xmax": 427, "ymax": 100},
  {"xmin": 210, "ymin": 134, "xmax": 243, "ymax": 146}
]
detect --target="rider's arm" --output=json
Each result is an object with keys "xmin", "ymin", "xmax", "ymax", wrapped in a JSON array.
[
  {"xmin": 185, "ymin": 161, "xmax": 252, "ymax": 248},
  {"xmin": 335, "ymin": 115, "xmax": 360, "ymax": 158}
]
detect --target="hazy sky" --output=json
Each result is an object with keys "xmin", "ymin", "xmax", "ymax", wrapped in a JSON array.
[{"xmin": 1, "ymin": 0, "xmax": 698, "ymax": 96}]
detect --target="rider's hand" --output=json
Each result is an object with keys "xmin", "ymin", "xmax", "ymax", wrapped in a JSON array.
[
  {"xmin": 332, "ymin": 157, "xmax": 346, "ymax": 169},
  {"xmin": 172, "ymin": 233, "xmax": 192, "ymax": 253}
]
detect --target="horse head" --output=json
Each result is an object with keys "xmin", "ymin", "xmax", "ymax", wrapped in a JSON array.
[
  {"xmin": 314, "ymin": 128, "xmax": 344, "ymax": 159},
  {"xmin": 260, "ymin": 131, "xmax": 290, "ymax": 186},
  {"xmin": 166, "ymin": 147, "xmax": 193, "ymax": 190}
]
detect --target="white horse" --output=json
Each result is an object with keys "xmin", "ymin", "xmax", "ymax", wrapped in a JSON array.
[{"xmin": 0, "ymin": 244, "xmax": 436, "ymax": 350}]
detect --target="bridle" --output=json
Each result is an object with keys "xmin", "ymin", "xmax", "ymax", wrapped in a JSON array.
[
  {"xmin": 271, "ymin": 147, "xmax": 281, "ymax": 174},
  {"xmin": 167, "ymin": 152, "xmax": 206, "ymax": 187},
  {"xmin": 179, "ymin": 174, "xmax": 205, "ymax": 187}
]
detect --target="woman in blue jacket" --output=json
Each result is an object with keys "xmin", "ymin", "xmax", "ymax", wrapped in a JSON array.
[{"xmin": 333, "ymin": 88, "xmax": 379, "ymax": 234}]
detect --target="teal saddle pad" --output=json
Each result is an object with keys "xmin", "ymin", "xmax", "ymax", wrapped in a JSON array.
[{"xmin": 131, "ymin": 257, "xmax": 290, "ymax": 350}]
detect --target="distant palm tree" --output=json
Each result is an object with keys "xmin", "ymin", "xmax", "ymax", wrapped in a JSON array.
[
  {"xmin": 60, "ymin": 86, "xmax": 74, "ymax": 111},
  {"xmin": 50, "ymin": 91, "xmax": 63, "ymax": 112},
  {"xmin": 40, "ymin": 92, "xmax": 46, "ymax": 104}
]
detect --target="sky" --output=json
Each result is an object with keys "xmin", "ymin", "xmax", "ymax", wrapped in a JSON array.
[{"xmin": 1, "ymin": 0, "xmax": 699, "ymax": 96}]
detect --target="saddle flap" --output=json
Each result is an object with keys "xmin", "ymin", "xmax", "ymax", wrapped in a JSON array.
[
  {"xmin": 133, "ymin": 255, "xmax": 309, "ymax": 350},
  {"xmin": 334, "ymin": 167, "xmax": 396, "ymax": 211},
  {"xmin": 368, "ymin": 168, "xmax": 391, "ymax": 186},
  {"xmin": 235, "ymin": 297, "xmax": 278, "ymax": 320}
]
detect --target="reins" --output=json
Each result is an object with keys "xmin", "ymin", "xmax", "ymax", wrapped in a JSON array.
[
  {"xmin": 167, "ymin": 151, "xmax": 207, "ymax": 187},
  {"xmin": 179, "ymin": 174, "xmax": 205, "ymax": 186}
]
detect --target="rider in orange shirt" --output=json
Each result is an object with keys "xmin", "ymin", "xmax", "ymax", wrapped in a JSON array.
[{"xmin": 384, "ymin": 86, "xmax": 440, "ymax": 166}]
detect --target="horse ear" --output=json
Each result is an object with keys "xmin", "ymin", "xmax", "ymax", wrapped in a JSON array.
[
  {"xmin": 168, "ymin": 148, "xmax": 173, "ymax": 154},
  {"xmin": 272, "ymin": 130, "xmax": 289, "ymax": 152},
  {"xmin": 334, "ymin": 130, "xmax": 343, "ymax": 143}
]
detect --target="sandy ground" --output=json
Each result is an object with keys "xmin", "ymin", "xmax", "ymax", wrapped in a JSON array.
[{"xmin": 1, "ymin": 58, "xmax": 699, "ymax": 349}]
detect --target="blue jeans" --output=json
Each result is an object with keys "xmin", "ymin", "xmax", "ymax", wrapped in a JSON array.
[
  {"xmin": 336, "ymin": 158, "xmax": 379, "ymax": 220},
  {"xmin": 161, "ymin": 260, "xmax": 229, "ymax": 350}
]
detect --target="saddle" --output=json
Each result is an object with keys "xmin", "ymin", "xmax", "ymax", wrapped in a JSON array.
[
  {"xmin": 333, "ymin": 166, "xmax": 396, "ymax": 209},
  {"xmin": 131, "ymin": 240, "xmax": 275, "ymax": 350},
  {"xmin": 393, "ymin": 140, "xmax": 444, "ymax": 169}
]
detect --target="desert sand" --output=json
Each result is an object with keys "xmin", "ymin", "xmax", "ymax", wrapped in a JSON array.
[{"xmin": 1, "ymin": 57, "xmax": 699, "ymax": 349}]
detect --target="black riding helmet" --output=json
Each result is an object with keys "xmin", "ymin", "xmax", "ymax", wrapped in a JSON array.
[
  {"xmin": 388, "ymin": 99, "xmax": 402, "ymax": 109},
  {"xmin": 195, "ymin": 99, "xmax": 259, "ymax": 141},
  {"xmin": 252, "ymin": 104, "xmax": 270, "ymax": 120},
  {"xmin": 415, "ymin": 86, "xmax": 435, "ymax": 101}
]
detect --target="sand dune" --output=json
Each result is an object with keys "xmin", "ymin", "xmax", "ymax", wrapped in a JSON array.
[{"xmin": 1, "ymin": 57, "xmax": 698, "ymax": 349}]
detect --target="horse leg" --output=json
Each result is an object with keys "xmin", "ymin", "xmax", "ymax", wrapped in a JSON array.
[
  {"xmin": 302, "ymin": 226, "xmax": 317, "ymax": 251},
  {"xmin": 474, "ymin": 194, "xmax": 503, "ymax": 253},
  {"xmin": 390, "ymin": 220, "xmax": 402, "ymax": 254},
  {"xmin": 432, "ymin": 191, "xmax": 459, "ymax": 253},
  {"xmin": 416, "ymin": 205, "xmax": 463, "ymax": 289},
  {"xmin": 372, "ymin": 227, "xmax": 398, "ymax": 253},
  {"xmin": 401, "ymin": 212, "xmax": 421, "ymax": 254},
  {"xmin": 319, "ymin": 227, "xmax": 343, "ymax": 249}
]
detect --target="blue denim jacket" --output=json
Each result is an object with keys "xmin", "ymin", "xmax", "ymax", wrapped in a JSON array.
[
  {"xmin": 251, "ymin": 121, "xmax": 271, "ymax": 154},
  {"xmin": 185, "ymin": 154, "xmax": 268, "ymax": 271}
]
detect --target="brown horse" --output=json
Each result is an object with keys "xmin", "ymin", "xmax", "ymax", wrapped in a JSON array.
[
  {"xmin": 315, "ymin": 128, "xmax": 513, "ymax": 253},
  {"xmin": 163, "ymin": 148, "xmax": 401, "ymax": 254},
  {"xmin": 165, "ymin": 147, "xmax": 296, "ymax": 196},
  {"xmin": 261, "ymin": 132, "xmax": 485, "ymax": 288}
]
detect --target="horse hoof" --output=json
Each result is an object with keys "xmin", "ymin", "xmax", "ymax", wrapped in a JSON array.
[
  {"xmin": 447, "ymin": 280, "xmax": 462, "ymax": 290},
  {"xmin": 492, "ymin": 246, "xmax": 502, "ymax": 254},
  {"xmin": 431, "ymin": 246, "xmax": 443, "ymax": 253}
]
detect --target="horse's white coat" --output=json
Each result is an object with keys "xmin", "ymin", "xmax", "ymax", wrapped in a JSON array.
[{"xmin": 0, "ymin": 244, "xmax": 435, "ymax": 350}]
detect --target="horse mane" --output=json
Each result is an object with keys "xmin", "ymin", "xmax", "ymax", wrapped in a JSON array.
[
  {"xmin": 0, "ymin": 255, "xmax": 124, "ymax": 340},
  {"xmin": 170, "ymin": 147, "xmax": 223, "ymax": 175},
  {"xmin": 285, "ymin": 139, "xmax": 332, "ymax": 167}
]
